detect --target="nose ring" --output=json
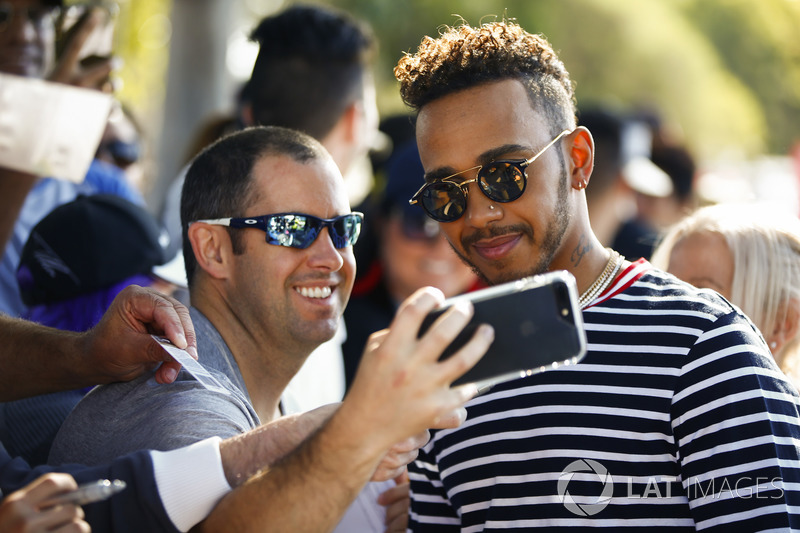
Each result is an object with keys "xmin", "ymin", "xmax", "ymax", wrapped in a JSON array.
[{"xmin": 489, "ymin": 205, "xmax": 495, "ymax": 210}]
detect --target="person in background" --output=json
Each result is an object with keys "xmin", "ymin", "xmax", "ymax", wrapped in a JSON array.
[
  {"xmin": 579, "ymin": 107, "xmax": 634, "ymax": 247},
  {"xmin": 651, "ymin": 202, "xmax": 800, "ymax": 386},
  {"xmin": 343, "ymin": 137, "xmax": 480, "ymax": 389},
  {"xmin": 0, "ymin": 0, "xmax": 141, "ymax": 318},
  {"xmin": 1, "ymin": 194, "xmax": 173, "ymax": 466},
  {"xmin": 96, "ymin": 101, "xmax": 146, "ymax": 194},
  {"xmin": 613, "ymin": 133, "xmax": 697, "ymax": 261}
]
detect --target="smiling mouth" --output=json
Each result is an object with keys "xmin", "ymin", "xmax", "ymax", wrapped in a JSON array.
[
  {"xmin": 295, "ymin": 286, "xmax": 333, "ymax": 299},
  {"xmin": 472, "ymin": 234, "xmax": 521, "ymax": 260}
]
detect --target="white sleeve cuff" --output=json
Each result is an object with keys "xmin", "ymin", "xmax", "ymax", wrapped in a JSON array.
[{"xmin": 150, "ymin": 437, "xmax": 232, "ymax": 532}]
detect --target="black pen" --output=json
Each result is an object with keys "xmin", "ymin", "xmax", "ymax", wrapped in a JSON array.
[{"xmin": 48, "ymin": 479, "xmax": 127, "ymax": 506}]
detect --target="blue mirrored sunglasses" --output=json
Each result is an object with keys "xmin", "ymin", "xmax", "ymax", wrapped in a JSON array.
[{"xmin": 194, "ymin": 212, "xmax": 363, "ymax": 249}]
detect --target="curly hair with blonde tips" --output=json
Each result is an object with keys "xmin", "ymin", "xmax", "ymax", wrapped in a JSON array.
[{"xmin": 394, "ymin": 20, "xmax": 577, "ymax": 130}]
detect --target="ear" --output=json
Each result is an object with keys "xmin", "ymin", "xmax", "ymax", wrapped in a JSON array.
[
  {"xmin": 568, "ymin": 126, "xmax": 594, "ymax": 191},
  {"xmin": 769, "ymin": 299, "xmax": 800, "ymax": 359},
  {"xmin": 339, "ymin": 101, "xmax": 360, "ymax": 143},
  {"xmin": 187, "ymin": 223, "xmax": 233, "ymax": 281},
  {"xmin": 240, "ymin": 102, "xmax": 254, "ymax": 127}
]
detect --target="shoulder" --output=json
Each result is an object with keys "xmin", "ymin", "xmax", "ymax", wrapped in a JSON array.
[
  {"xmin": 588, "ymin": 262, "xmax": 779, "ymax": 380},
  {"xmin": 598, "ymin": 262, "xmax": 745, "ymax": 324},
  {"xmin": 49, "ymin": 370, "xmax": 257, "ymax": 466}
]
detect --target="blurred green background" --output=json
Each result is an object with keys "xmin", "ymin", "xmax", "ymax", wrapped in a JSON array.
[{"xmin": 104, "ymin": 0, "xmax": 800, "ymax": 205}]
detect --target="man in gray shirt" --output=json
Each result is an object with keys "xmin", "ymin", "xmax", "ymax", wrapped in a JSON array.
[
  {"xmin": 49, "ymin": 126, "xmax": 493, "ymax": 530},
  {"xmin": 51, "ymin": 126, "xmax": 357, "ymax": 461}
]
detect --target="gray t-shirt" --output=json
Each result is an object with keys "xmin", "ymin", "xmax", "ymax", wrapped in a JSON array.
[{"xmin": 48, "ymin": 308, "xmax": 259, "ymax": 466}]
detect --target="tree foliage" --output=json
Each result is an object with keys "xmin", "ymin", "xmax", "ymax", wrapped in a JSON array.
[{"xmin": 329, "ymin": 0, "xmax": 800, "ymax": 160}]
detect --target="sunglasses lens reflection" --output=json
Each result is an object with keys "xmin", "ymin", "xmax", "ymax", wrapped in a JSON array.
[
  {"xmin": 480, "ymin": 163, "xmax": 526, "ymax": 202},
  {"xmin": 267, "ymin": 214, "xmax": 312, "ymax": 248},
  {"xmin": 331, "ymin": 215, "xmax": 362, "ymax": 248},
  {"xmin": 420, "ymin": 182, "xmax": 466, "ymax": 222},
  {"xmin": 266, "ymin": 214, "xmax": 361, "ymax": 249},
  {"xmin": 420, "ymin": 162, "xmax": 526, "ymax": 222}
]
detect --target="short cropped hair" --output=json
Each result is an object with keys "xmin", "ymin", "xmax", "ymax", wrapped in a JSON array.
[
  {"xmin": 245, "ymin": 4, "xmax": 376, "ymax": 140},
  {"xmin": 394, "ymin": 20, "xmax": 577, "ymax": 131},
  {"xmin": 181, "ymin": 126, "xmax": 328, "ymax": 287}
]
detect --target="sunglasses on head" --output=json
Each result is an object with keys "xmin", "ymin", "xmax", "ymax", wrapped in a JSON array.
[
  {"xmin": 409, "ymin": 129, "xmax": 572, "ymax": 223},
  {"xmin": 194, "ymin": 212, "xmax": 363, "ymax": 249}
]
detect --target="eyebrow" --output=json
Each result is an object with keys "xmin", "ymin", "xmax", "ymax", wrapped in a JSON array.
[{"xmin": 423, "ymin": 143, "xmax": 532, "ymax": 183}]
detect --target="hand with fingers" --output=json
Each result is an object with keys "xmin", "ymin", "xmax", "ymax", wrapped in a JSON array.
[
  {"xmin": 371, "ymin": 431, "xmax": 428, "ymax": 482},
  {"xmin": 81, "ymin": 284, "xmax": 197, "ymax": 386},
  {"xmin": 343, "ymin": 286, "xmax": 493, "ymax": 459},
  {"xmin": 0, "ymin": 473, "xmax": 89, "ymax": 533},
  {"xmin": 50, "ymin": 6, "xmax": 114, "ymax": 91},
  {"xmin": 378, "ymin": 470, "xmax": 411, "ymax": 533}
]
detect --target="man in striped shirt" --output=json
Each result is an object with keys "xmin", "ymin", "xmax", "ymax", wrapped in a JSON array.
[{"xmin": 394, "ymin": 20, "xmax": 800, "ymax": 530}]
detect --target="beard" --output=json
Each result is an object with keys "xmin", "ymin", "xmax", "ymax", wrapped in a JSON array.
[{"xmin": 452, "ymin": 164, "xmax": 572, "ymax": 286}]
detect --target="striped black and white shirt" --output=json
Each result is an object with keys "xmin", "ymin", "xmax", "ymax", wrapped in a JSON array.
[{"xmin": 409, "ymin": 260, "xmax": 800, "ymax": 531}]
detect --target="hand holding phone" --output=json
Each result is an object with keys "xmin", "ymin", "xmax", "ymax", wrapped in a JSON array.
[{"xmin": 418, "ymin": 271, "xmax": 587, "ymax": 392}]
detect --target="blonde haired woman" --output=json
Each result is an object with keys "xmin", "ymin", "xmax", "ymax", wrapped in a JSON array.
[{"xmin": 651, "ymin": 203, "xmax": 800, "ymax": 386}]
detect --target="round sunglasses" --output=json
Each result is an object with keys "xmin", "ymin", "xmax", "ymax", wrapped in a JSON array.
[
  {"xmin": 409, "ymin": 130, "xmax": 571, "ymax": 222},
  {"xmin": 194, "ymin": 212, "xmax": 363, "ymax": 249}
]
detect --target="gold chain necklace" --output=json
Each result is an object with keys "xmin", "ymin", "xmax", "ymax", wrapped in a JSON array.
[{"xmin": 579, "ymin": 249, "xmax": 623, "ymax": 309}]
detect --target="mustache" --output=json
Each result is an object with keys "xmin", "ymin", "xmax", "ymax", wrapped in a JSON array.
[{"xmin": 461, "ymin": 223, "xmax": 533, "ymax": 249}]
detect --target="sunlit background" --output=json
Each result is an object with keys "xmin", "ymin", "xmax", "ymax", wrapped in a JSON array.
[{"xmin": 103, "ymin": 0, "xmax": 800, "ymax": 214}]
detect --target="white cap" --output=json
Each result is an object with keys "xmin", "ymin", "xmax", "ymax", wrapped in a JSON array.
[
  {"xmin": 151, "ymin": 251, "xmax": 187, "ymax": 288},
  {"xmin": 622, "ymin": 157, "xmax": 673, "ymax": 198}
]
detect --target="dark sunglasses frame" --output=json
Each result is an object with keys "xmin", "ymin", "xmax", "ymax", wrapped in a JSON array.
[
  {"xmin": 194, "ymin": 212, "xmax": 363, "ymax": 250},
  {"xmin": 409, "ymin": 129, "xmax": 572, "ymax": 222}
]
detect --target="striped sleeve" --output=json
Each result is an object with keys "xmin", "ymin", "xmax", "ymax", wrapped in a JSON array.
[
  {"xmin": 409, "ymin": 444, "xmax": 461, "ymax": 532},
  {"xmin": 672, "ymin": 310, "xmax": 800, "ymax": 530}
]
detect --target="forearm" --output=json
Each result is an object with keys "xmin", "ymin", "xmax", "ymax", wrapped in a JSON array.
[
  {"xmin": 217, "ymin": 404, "xmax": 339, "ymax": 488},
  {"xmin": 201, "ymin": 404, "xmax": 386, "ymax": 533},
  {"xmin": 0, "ymin": 315, "xmax": 92, "ymax": 400}
]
